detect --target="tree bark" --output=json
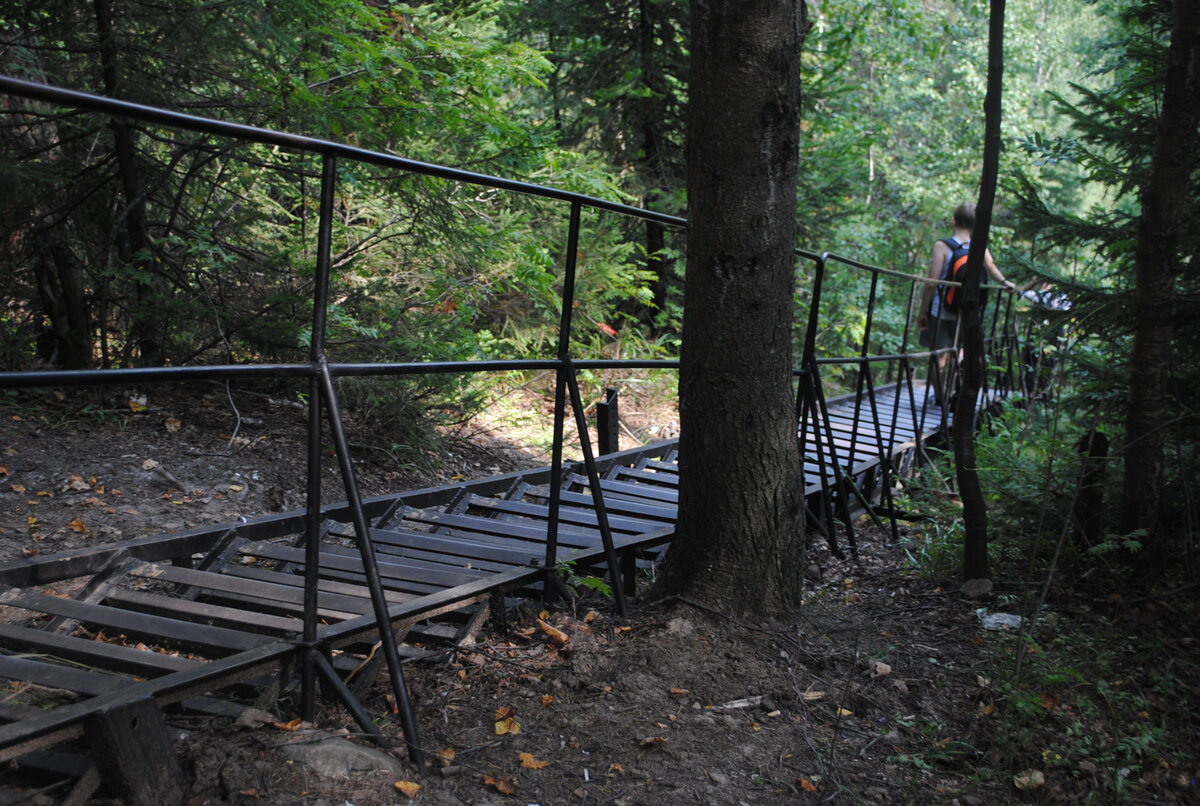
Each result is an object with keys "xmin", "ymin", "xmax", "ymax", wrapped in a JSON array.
[
  {"xmin": 956, "ymin": 0, "xmax": 1007, "ymax": 583},
  {"xmin": 1119, "ymin": 0, "xmax": 1200, "ymax": 539},
  {"xmin": 655, "ymin": 0, "xmax": 808, "ymax": 617},
  {"xmin": 94, "ymin": 0, "xmax": 166, "ymax": 367}
]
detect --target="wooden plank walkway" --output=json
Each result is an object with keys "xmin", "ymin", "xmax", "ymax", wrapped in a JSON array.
[{"xmin": 0, "ymin": 381, "xmax": 943, "ymax": 774}]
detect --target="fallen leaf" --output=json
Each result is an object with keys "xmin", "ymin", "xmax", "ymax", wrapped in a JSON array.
[
  {"xmin": 638, "ymin": 736, "xmax": 668, "ymax": 747},
  {"xmin": 800, "ymin": 690, "xmax": 826, "ymax": 701},
  {"xmin": 583, "ymin": 610, "xmax": 601, "ymax": 623},
  {"xmin": 165, "ymin": 417, "xmax": 182, "ymax": 433},
  {"xmin": 495, "ymin": 716, "xmax": 521, "ymax": 736},
  {"xmin": 669, "ymin": 687, "xmax": 690, "ymax": 696},
  {"xmin": 869, "ymin": 660, "xmax": 892, "ymax": 678},
  {"xmin": 484, "ymin": 774, "xmax": 516, "ymax": 795},
  {"xmin": 67, "ymin": 474, "xmax": 89, "ymax": 491},
  {"xmin": 537, "ymin": 618, "xmax": 569, "ymax": 645},
  {"xmin": 799, "ymin": 778, "xmax": 817, "ymax": 792},
  {"xmin": 272, "ymin": 718, "xmax": 305, "ymax": 731},
  {"xmin": 541, "ymin": 694, "xmax": 554, "ymax": 706},
  {"xmin": 233, "ymin": 708, "xmax": 277, "ymax": 729},
  {"xmin": 11, "ymin": 484, "xmax": 25, "ymax": 494},
  {"xmin": 0, "ymin": 465, "xmax": 9, "ymax": 475},
  {"xmin": 1013, "ymin": 769, "xmax": 1045, "ymax": 791},
  {"xmin": 128, "ymin": 397, "xmax": 147, "ymax": 412},
  {"xmin": 435, "ymin": 747, "xmax": 456, "ymax": 765},
  {"xmin": 67, "ymin": 518, "xmax": 92, "ymax": 536},
  {"xmin": 142, "ymin": 458, "xmax": 159, "ymax": 471},
  {"xmin": 393, "ymin": 780, "xmax": 421, "ymax": 798},
  {"xmin": 836, "ymin": 707, "xmax": 853, "ymax": 717},
  {"xmin": 608, "ymin": 763, "xmax": 624, "ymax": 775},
  {"xmin": 518, "ymin": 752, "xmax": 549, "ymax": 769}
]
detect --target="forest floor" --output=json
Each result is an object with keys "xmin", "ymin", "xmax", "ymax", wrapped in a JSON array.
[{"xmin": 1, "ymin": 383, "xmax": 1198, "ymax": 805}]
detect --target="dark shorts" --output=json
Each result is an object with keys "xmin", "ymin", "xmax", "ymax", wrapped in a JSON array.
[{"xmin": 920, "ymin": 316, "xmax": 958, "ymax": 351}]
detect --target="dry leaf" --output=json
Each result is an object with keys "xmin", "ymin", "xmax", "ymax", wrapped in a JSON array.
[
  {"xmin": 583, "ymin": 610, "xmax": 601, "ymax": 623},
  {"xmin": 638, "ymin": 736, "xmax": 668, "ymax": 747},
  {"xmin": 67, "ymin": 474, "xmax": 89, "ymax": 491},
  {"xmin": 869, "ymin": 660, "xmax": 892, "ymax": 678},
  {"xmin": 495, "ymin": 716, "xmax": 521, "ymax": 736},
  {"xmin": 67, "ymin": 518, "xmax": 92, "ymax": 536},
  {"xmin": 669, "ymin": 687, "xmax": 690, "ymax": 696},
  {"xmin": 798, "ymin": 778, "xmax": 817, "ymax": 792},
  {"xmin": 537, "ymin": 618, "xmax": 569, "ymax": 645},
  {"xmin": 128, "ymin": 397, "xmax": 147, "ymax": 412},
  {"xmin": 608, "ymin": 763, "xmax": 624, "ymax": 775},
  {"xmin": 800, "ymin": 690, "xmax": 826, "ymax": 701},
  {"xmin": 142, "ymin": 459, "xmax": 159, "ymax": 471},
  {"xmin": 484, "ymin": 774, "xmax": 516, "ymax": 795},
  {"xmin": 11, "ymin": 483, "xmax": 25, "ymax": 494},
  {"xmin": 273, "ymin": 718, "xmax": 305, "ymax": 731},
  {"xmin": 435, "ymin": 747, "xmax": 457, "ymax": 765},
  {"xmin": 165, "ymin": 417, "xmax": 182, "ymax": 433},
  {"xmin": 393, "ymin": 780, "xmax": 421, "ymax": 798},
  {"xmin": 541, "ymin": 694, "xmax": 554, "ymax": 706},
  {"xmin": 518, "ymin": 752, "xmax": 549, "ymax": 769},
  {"xmin": 0, "ymin": 465, "xmax": 9, "ymax": 476},
  {"xmin": 1013, "ymin": 769, "xmax": 1045, "ymax": 791},
  {"xmin": 836, "ymin": 707, "xmax": 853, "ymax": 717}
]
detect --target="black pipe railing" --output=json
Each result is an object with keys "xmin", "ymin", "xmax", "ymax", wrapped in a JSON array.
[{"xmin": 2, "ymin": 75, "xmax": 1032, "ymax": 766}]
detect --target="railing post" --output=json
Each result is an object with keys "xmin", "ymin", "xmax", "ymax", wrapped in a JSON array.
[
  {"xmin": 301, "ymin": 153, "xmax": 336, "ymax": 723},
  {"xmin": 597, "ymin": 387, "xmax": 620, "ymax": 456}
]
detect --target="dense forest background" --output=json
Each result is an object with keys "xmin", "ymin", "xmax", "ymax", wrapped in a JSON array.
[{"xmin": 1, "ymin": 0, "xmax": 1197, "ymax": 565}]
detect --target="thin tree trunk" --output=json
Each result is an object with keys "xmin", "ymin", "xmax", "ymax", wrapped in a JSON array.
[
  {"xmin": 956, "ymin": 0, "xmax": 1007, "ymax": 584},
  {"xmin": 655, "ymin": 0, "xmax": 808, "ymax": 618},
  {"xmin": 94, "ymin": 0, "xmax": 165, "ymax": 367},
  {"xmin": 1120, "ymin": 0, "xmax": 1200, "ymax": 540}
]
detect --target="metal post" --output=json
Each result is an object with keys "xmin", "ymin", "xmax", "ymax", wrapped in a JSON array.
[
  {"xmin": 597, "ymin": 387, "xmax": 620, "ymax": 456},
  {"xmin": 564, "ymin": 361, "xmax": 629, "ymax": 616},
  {"xmin": 301, "ymin": 153, "xmax": 336, "ymax": 721},
  {"xmin": 543, "ymin": 202, "xmax": 583, "ymax": 590},
  {"xmin": 317, "ymin": 361, "xmax": 425, "ymax": 768}
]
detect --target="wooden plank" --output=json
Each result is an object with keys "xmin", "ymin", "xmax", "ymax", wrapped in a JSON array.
[
  {"xmin": 320, "ymin": 526, "xmax": 520, "ymax": 573},
  {"xmin": 0, "ymin": 654, "xmax": 128, "ymax": 697},
  {"xmin": 0, "ymin": 587, "xmax": 265, "ymax": 655},
  {"xmin": 531, "ymin": 486, "xmax": 678, "ymax": 521},
  {"xmin": 610, "ymin": 466, "xmax": 680, "ymax": 487},
  {"xmin": 105, "ymin": 589, "xmax": 303, "ymax": 637},
  {"xmin": 127, "ymin": 560, "xmax": 376, "ymax": 618},
  {"xmin": 398, "ymin": 509, "xmax": 604, "ymax": 548},
  {"xmin": 467, "ymin": 496, "xmax": 663, "ymax": 535},
  {"xmin": 367, "ymin": 526, "xmax": 540, "ymax": 566},
  {"xmin": 224, "ymin": 564, "xmax": 413, "ymax": 606},
  {"xmin": 0, "ymin": 623, "xmax": 196, "ymax": 677},
  {"xmin": 45, "ymin": 552, "xmax": 134, "ymax": 635},
  {"xmin": 237, "ymin": 542, "xmax": 466, "ymax": 593}
]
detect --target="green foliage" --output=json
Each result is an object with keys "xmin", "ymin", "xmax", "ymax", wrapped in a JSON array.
[
  {"xmin": 981, "ymin": 619, "xmax": 1194, "ymax": 799},
  {"xmin": 555, "ymin": 559, "xmax": 612, "ymax": 599}
]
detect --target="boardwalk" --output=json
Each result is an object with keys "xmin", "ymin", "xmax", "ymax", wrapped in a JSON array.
[
  {"xmin": 0, "ymin": 76, "xmax": 1018, "ymax": 797},
  {"xmin": 0, "ymin": 381, "xmax": 946, "ymax": 777}
]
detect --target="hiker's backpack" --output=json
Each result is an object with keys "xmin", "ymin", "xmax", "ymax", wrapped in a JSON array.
[{"xmin": 939, "ymin": 237, "xmax": 970, "ymax": 313}]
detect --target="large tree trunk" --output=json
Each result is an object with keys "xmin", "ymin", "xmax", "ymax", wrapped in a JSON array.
[
  {"xmin": 1120, "ymin": 0, "xmax": 1200, "ymax": 539},
  {"xmin": 955, "ymin": 0, "xmax": 1007, "ymax": 584},
  {"xmin": 655, "ymin": 0, "xmax": 808, "ymax": 618}
]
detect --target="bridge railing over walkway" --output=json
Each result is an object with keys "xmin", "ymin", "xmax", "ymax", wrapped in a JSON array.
[
  {"xmin": 795, "ymin": 250, "xmax": 1020, "ymax": 555},
  {"xmin": 0, "ymin": 76, "xmax": 1029, "ymax": 777}
]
